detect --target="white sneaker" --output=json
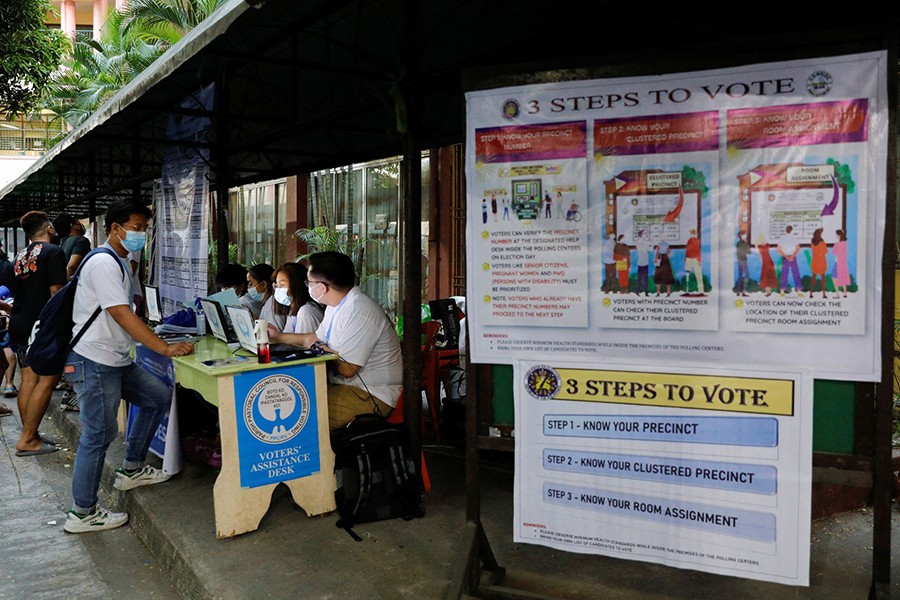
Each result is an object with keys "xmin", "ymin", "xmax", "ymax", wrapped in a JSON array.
[
  {"xmin": 114, "ymin": 466, "xmax": 171, "ymax": 491},
  {"xmin": 64, "ymin": 506, "xmax": 129, "ymax": 533}
]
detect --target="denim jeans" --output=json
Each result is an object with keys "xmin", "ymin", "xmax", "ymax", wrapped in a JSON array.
[{"xmin": 66, "ymin": 351, "xmax": 172, "ymax": 513}]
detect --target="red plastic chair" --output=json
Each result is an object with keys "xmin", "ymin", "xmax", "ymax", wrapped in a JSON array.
[
  {"xmin": 388, "ymin": 391, "xmax": 432, "ymax": 492},
  {"xmin": 419, "ymin": 320, "xmax": 443, "ymax": 441}
]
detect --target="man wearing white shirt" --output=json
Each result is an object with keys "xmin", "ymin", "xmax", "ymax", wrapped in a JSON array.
[
  {"xmin": 778, "ymin": 225, "xmax": 804, "ymax": 297},
  {"xmin": 269, "ymin": 252, "xmax": 402, "ymax": 429},
  {"xmin": 63, "ymin": 199, "xmax": 194, "ymax": 533}
]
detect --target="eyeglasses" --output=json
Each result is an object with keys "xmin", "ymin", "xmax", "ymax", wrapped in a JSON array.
[
  {"xmin": 118, "ymin": 223, "xmax": 147, "ymax": 232},
  {"xmin": 304, "ymin": 279, "xmax": 328, "ymax": 289}
]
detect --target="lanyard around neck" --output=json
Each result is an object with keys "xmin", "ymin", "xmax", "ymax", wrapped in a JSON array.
[{"xmin": 324, "ymin": 292, "xmax": 349, "ymax": 344}]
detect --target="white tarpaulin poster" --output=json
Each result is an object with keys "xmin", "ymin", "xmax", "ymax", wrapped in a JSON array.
[
  {"xmin": 465, "ymin": 52, "xmax": 888, "ymax": 381},
  {"xmin": 154, "ymin": 84, "xmax": 213, "ymax": 315},
  {"xmin": 513, "ymin": 361, "xmax": 812, "ymax": 586}
]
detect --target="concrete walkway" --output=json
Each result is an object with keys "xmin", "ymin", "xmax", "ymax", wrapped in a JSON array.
[
  {"xmin": 1, "ymin": 389, "xmax": 899, "ymax": 599},
  {"xmin": 0, "ymin": 393, "xmax": 177, "ymax": 600}
]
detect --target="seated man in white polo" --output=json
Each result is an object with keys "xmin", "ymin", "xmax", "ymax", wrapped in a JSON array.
[{"xmin": 269, "ymin": 251, "xmax": 402, "ymax": 429}]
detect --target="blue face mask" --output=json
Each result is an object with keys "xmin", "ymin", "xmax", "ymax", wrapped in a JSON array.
[
  {"xmin": 274, "ymin": 287, "xmax": 291, "ymax": 306},
  {"xmin": 247, "ymin": 286, "xmax": 264, "ymax": 302},
  {"xmin": 119, "ymin": 228, "xmax": 147, "ymax": 252}
]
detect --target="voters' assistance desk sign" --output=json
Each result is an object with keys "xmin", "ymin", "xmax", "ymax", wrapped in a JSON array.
[
  {"xmin": 513, "ymin": 362, "xmax": 811, "ymax": 586},
  {"xmin": 233, "ymin": 364, "xmax": 321, "ymax": 489}
]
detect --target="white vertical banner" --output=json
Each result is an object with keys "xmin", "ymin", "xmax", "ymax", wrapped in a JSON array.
[
  {"xmin": 513, "ymin": 361, "xmax": 812, "ymax": 586},
  {"xmin": 154, "ymin": 84, "xmax": 214, "ymax": 315}
]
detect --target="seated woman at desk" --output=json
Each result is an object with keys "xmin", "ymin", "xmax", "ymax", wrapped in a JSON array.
[
  {"xmin": 267, "ymin": 262, "xmax": 324, "ymax": 335},
  {"xmin": 243, "ymin": 263, "xmax": 273, "ymax": 319}
]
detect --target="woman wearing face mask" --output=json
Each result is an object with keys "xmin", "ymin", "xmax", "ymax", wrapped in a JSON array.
[
  {"xmin": 242, "ymin": 263, "xmax": 274, "ymax": 319},
  {"xmin": 269, "ymin": 262, "xmax": 324, "ymax": 336}
]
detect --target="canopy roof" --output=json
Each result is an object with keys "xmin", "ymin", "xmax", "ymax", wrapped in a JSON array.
[{"xmin": 0, "ymin": 0, "xmax": 893, "ymax": 223}]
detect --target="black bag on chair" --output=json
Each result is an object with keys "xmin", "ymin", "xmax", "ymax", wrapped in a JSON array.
[{"xmin": 333, "ymin": 413, "xmax": 425, "ymax": 540}]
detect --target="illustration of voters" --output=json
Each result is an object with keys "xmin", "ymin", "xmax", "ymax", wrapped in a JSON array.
[
  {"xmin": 268, "ymin": 251, "xmax": 402, "ymax": 430},
  {"xmin": 731, "ymin": 225, "xmax": 854, "ymax": 299},
  {"xmin": 601, "ymin": 234, "xmax": 617, "ymax": 293}
]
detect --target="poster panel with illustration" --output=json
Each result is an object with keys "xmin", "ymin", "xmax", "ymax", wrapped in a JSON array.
[
  {"xmin": 513, "ymin": 360, "xmax": 811, "ymax": 586},
  {"xmin": 593, "ymin": 112, "xmax": 719, "ymax": 330},
  {"xmin": 465, "ymin": 52, "xmax": 887, "ymax": 380},
  {"xmin": 470, "ymin": 121, "xmax": 589, "ymax": 328}
]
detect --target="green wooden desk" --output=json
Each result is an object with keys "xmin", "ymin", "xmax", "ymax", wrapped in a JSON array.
[{"xmin": 172, "ymin": 336, "xmax": 337, "ymax": 538}]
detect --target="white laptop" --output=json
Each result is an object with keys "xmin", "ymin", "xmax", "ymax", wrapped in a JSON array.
[
  {"xmin": 143, "ymin": 285, "xmax": 162, "ymax": 325},
  {"xmin": 226, "ymin": 304, "xmax": 258, "ymax": 354},
  {"xmin": 201, "ymin": 298, "xmax": 237, "ymax": 343},
  {"xmin": 226, "ymin": 304, "xmax": 315, "ymax": 360}
]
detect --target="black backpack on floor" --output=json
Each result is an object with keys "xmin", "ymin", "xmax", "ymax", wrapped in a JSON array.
[{"xmin": 333, "ymin": 413, "xmax": 425, "ymax": 540}]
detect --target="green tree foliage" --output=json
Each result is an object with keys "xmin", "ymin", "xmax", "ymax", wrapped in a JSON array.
[
  {"xmin": 45, "ymin": 0, "xmax": 227, "ymax": 129},
  {"xmin": 681, "ymin": 165, "xmax": 709, "ymax": 198},
  {"xmin": 122, "ymin": 0, "xmax": 229, "ymax": 47},
  {"xmin": 47, "ymin": 9, "xmax": 163, "ymax": 127},
  {"xmin": 0, "ymin": 0, "xmax": 68, "ymax": 116},
  {"xmin": 827, "ymin": 158, "xmax": 856, "ymax": 195}
]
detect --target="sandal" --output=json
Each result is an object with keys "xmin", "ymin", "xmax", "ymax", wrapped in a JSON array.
[{"xmin": 3, "ymin": 386, "xmax": 16, "ymax": 398}]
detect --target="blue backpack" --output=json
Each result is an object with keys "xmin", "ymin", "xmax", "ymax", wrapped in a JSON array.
[{"xmin": 26, "ymin": 247, "xmax": 125, "ymax": 376}]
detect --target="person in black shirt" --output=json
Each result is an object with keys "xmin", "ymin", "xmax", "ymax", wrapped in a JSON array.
[
  {"xmin": 10, "ymin": 211, "xmax": 67, "ymax": 456},
  {"xmin": 53, "ymin": 212, "xmax": 91, "ymax": 279}
]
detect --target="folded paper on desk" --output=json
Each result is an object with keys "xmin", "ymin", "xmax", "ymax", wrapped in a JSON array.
[{"xmin": 201, "ymin": 356, "xmax": 251, "ymax": 368}]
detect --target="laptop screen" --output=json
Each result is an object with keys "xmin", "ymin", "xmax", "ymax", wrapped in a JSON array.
[
  {"xmin": 226, "ymin": 305, "xmax": 257, "ymax": 354},
  {"xmin": 144, "ymin": 285, "xmax": 161, "ymax": 323},
  {"xmin": 201, "ymin": 298, "xmax": 230, "ymax": 343}
]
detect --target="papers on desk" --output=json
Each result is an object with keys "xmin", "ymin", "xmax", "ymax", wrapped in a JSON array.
[
  {"xmin": 155, "ymin": 323, "xmax": 199, "ymax": 337},
  {"xmin": 159, "ymin": 333, "xmax": 198, "ymax": 343},
  {"xmin": 201, "ymin": 356, "xmax": 252, "ymax": 368}
]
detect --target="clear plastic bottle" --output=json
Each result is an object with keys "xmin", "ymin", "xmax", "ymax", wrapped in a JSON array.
[{"xmin": 253, "ymin": 319, "xmax": 270, "ymax": 364}]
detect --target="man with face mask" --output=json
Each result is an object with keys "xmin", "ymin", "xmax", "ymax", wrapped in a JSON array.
[
  {"xmin": 63, "ymin": 199, "xmax": 194, "ymax": 533},
  {"xmin": 268, "ymin": 252, "xmax": 402, "ymax": 430}
]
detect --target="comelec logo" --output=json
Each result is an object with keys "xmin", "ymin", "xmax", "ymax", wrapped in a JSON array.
[
  {"xmin": 502, "ymin": 99, "xmax": 520, "ymax": 120},
  {"xmin": 525, "ymin": 364, "xmax": 561, "ymax": 400},
  {"xmin": 806, "ymin": 70, "xmax": 832, "ymax": 97}
]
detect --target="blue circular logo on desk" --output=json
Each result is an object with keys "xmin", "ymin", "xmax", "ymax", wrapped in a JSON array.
[{"xmin": 243, "ymin": 375, "xmax": 310, "ymax": 443}]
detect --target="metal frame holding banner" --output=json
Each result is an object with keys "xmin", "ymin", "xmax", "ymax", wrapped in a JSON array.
[{"xmin": 465, "ymin": 51, "xmax": 888, "ymax": 382}]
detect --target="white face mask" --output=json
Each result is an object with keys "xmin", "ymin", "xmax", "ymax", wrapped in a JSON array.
[
  {"xmin": 309, "ymin": 282, "xmax": 327, "ymax": 303},
  {"xmin": 274, "ymin": 287, "xmax": 291, "ymax": 306}
]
